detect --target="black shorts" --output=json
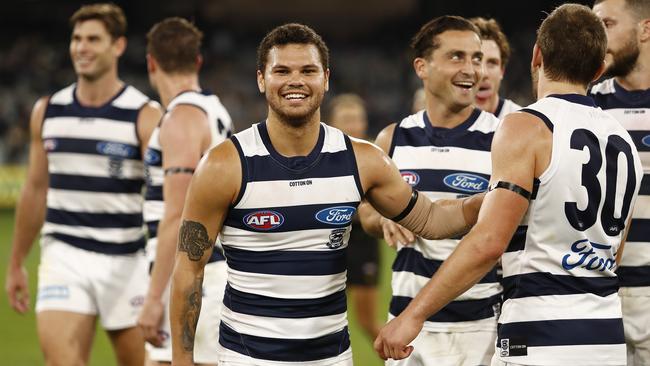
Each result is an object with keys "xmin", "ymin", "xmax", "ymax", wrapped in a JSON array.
[{"xmin": 346, "ymin": 222, "xmax": 380, "ymax": 287}]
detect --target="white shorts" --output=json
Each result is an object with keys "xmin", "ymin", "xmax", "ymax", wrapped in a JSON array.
[
  {"xmin": 36, "ymin": 238, "xmax": 148, "ymax": 330},
  {"xmin": 147, "ymin": 260, "xmax": 227, "ymax": 364},
  {"xmin": 217, "ymin": 344, "xmax": 353, "ymax": 366},
  {"xmin": 620, "ymin": 289, "xmax": 650, "ymax": 366},
  {"xmin": 386, "ymin": 330, "xmax": 496, "ymax": 366}
]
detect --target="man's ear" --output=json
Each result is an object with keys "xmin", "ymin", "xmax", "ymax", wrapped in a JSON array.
[{"xmin": 257, "ymin": 70, "xmax": 265, "ymax": 93}]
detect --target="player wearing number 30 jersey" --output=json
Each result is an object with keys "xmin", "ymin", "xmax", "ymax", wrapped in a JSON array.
[{"xmin": 374, "ymin": 5, "xmax": 642, "ymax": 366}]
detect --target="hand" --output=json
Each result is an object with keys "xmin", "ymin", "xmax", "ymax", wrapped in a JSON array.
[
  {"xmin": 6, "ymin": 264, "xmax": 30, "ymax": 313},
  {"xmin": 373, "ymin": 313, "xmax": 423, "ymax": 361},
  {"xmin": 137, "ymin": 295, "xmax": 166, "ymax": 347},
  {"xmin": 380, "ymin": 217, "xmax": 415, "ymax": 248}
]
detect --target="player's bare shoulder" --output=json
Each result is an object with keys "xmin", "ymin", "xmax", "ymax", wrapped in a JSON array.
[
  {"xmin": 30, "ymin": 96, "xmax": 50, "ymax": 135},
  {"xmin": 193, "ymin": 138, "xmax": 242, "ymax": 205}
]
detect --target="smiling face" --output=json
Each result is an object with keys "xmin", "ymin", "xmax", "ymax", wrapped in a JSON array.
[
  {"xmin": 415, "ymin": 30, "xmax": 483, "ymax": 112},
  {"xmin": 257, "ymin": 43, "xmax": 329, "ymax": 127},
  {"xmin": 475, "ymin": 39, "xmax": 504, "ymax": 113},
  {"xmin": 594, "ymin": 0, "xmax": 640, "ymax": 78},
  {"xmin": 69, "ymin": 19, "xmax": 124, "ymax": 81}
]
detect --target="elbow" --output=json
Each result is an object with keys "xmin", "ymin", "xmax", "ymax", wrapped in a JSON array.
[{"xmin": 472, "ymin": 231, "xmax": 505, "ymax": 263}]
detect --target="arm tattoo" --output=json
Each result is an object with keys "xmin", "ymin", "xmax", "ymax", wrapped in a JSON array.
[
  {"xmin": 182, "ymin": 275, "xmax": 203, "ymax": 352},
  {"xmin": 178, "ymin": 220, "xmax": 213, "ymax": 261}
]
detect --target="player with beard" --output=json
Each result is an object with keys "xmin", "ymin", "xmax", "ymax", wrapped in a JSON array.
[
  {"xmin": 470, "ymin": 17, "xmax": 522, "ymax": 119},
  {"xmin": 4, "ymin": 3, "xmax": 162, "ymax": 366},
  {"xmin": 169, "ymin": 23, "xmax": 486, "ymax": 366},
  {"xmin": 375, "ymin": 4, "xmax": 642, "ymax": 366},
  {"xmin": 590, "ymin": 0, "xmax": 650, "ymax": 364}
]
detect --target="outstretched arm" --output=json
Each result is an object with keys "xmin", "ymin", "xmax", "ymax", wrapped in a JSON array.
[
  {"xmin": 6, "ymin": 97, "xmax": 49, "ymax": 314},
  {"xmin": 373, "ymin": 111, "xmax": 552, "ymax": 360},
  {"xmin": 170, "ymin": 140, "xmax": 240, "ymax": 365}
]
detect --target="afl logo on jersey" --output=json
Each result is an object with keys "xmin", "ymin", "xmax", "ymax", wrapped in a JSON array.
[
  {"xmin": 444, "ymin": 173, "xmax": 489, "ymax": 193},
  {"xmin": 401, "ymin": 171, "xmax": 420, "ymax": 186},
  {"xmin": 97, "ymin": 142, "xmax": 137, "ymax": 159},
  {"xmin": 642, "ymin": 135, "xmax": 650, "ymax": 147},
  {"xmin": 43, "ymin": 139, "xmax": 58, "ymax": 151},
  {"xmin": 315, "ymin": 206, "xmax": 356, "ymax": 225},
  {"xmin": 243, "ymin": 210, "xmax": 284, "ymax": 231},
  {"xmin": 144, "ymin": 149, "xmax": 161, "ymax": 165}
]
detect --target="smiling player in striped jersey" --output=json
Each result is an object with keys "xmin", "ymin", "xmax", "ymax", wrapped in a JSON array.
[
  {"xmin": 375, "ymin": 4, "xmax": 642, "ymax": 366},
  {"xmin": 137, "ymin": 17, "xmax": 233, "ymax": 366},
  {"xmin": 169, "ymin": 23, "xmax": 486, "ymax": 366},
  {"xmin": 360, "ymin": 15, "xmax": 502, "ymax": 366},
  {"xmin": 590, "ymin": 0, "xmax": 650, "ymax": 364},
  {"xmin": 5, "ymin": 4, "xmax": 163, "ymax": 366}
]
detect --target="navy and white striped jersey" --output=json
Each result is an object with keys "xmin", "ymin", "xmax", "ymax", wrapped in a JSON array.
[
  {"xmin": 498, "ymin": 94, "xmax": 641, "ymax": 365},
  {"xmin": 143, "ymin": 90, "xmax": 232, "ymax": 263},
  {"xmin": 494, "ymin": 98, "xmax": 522, "ymax": 120},
  {"xmin": 388, "ymin": 109, "xmax": 502, "ymax": 333},
  {"xmin": 590, "ymin": 78, "xmax": 650, "ymax": 294},
  {"xmin": 219, "ymin": 121, "xmax": 362, "ymax": 364},
  {"xmin": 41, "ymin": 84, "xmax": 151, "ymax": 254}
]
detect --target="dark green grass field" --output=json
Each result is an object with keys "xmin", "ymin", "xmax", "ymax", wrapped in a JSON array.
[{"xmin": 0, "ymin": 209, "xmax": 396, "ymax": 365}]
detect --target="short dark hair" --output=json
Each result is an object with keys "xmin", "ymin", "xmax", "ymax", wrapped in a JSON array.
[
  {"xmin": 411, "ymin": 16, "xmax": 480, "ymax": 59},
  {"xmin": 537, "ymin": 3, "xmax": 607, "ymax": 87},
  {"xmin": 256, "ymin": 23, "xmax": 330, "ymax": 72},
  {"xmin": 470, "ymin": 17, "xmax": 512, "ymax": 67},
  {"xmin": 69, "ymin": 3, "xmax": 127, "ymax": 40},
  {"xmin": 147, "ymin": 17, "xmax": 203, "ymax": 74},
  {"xmin": 594, "ymin": 0, "xmax": 650, "ymax": 20}
]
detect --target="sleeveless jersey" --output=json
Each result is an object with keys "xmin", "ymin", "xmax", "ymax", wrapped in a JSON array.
[
  {"xmin": 143, "ymin": 90, "xmax": 232, "ymax": 263},
  {"xmin": 497, "ymin": 94, "xmax": 642, "ymax": 365},
  {"xmin": 388, "ymin": 108, "xmax": 502, "ymax": 332},
  {"xmin": 41, "ymin": 84, "xmax": 150, "ymax": 254},
  {"xmin": 494, "ymin": 98, "xmax": 522, "ymax": 120},
  {"xmin": 590, "ymin": 78, "xmax": 650, "ymax": 294},
  {"xmin": 218, "ymin": 121, "xmax": 362, "ymax": 364}
]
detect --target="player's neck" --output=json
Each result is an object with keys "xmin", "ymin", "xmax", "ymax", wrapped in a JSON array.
[
  {"xmin": 75, "ymin": 71, "xmax": 123, "ymax": 107},
  {"xmin": 537, "ymin": 78, "xmax": 586, "ymax": 99},
  {"xmin": 615, "ymin": 59, "xmax": 650, "ymax": 91},
  {"xmin": 266, "ymin": 111, "xmax": 321, "ymax": 157},
  {"xmin": 425, "ymin": 98, "xmax": 474, "ymax": 129},
  {"xmin": 158, "ymin": 73, "xmax": 201, "ymax": 108},
  {"xmin": 475, "ymin": 95, "xmax": 500, "ymax": 115}
]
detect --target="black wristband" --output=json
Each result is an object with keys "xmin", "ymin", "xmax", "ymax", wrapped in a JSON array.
[
  {"xmin": 488, "ymin": 181, "xmax": 531, "ymax": 200},
  {"xmin": 164, "ymin": 167, "xmax": 195, "ymax": 176},
  {"xmin": 391, "ymin": 190, "xmax": 419, "ymax": 222}
]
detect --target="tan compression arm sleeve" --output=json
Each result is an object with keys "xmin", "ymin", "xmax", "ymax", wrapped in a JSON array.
[{"xmin": 394, "ymin": 191, "xmax": 471, "ymax": 240}]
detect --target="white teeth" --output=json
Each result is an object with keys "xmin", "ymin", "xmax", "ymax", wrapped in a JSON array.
[{"xmin": 285, "ymin": 93, "xmax": 307, "ymax": 100}]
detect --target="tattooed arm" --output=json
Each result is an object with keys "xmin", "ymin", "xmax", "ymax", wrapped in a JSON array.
[{"xmin": 170, "ymin": 140, "xmax": 241, "ymax": 365}]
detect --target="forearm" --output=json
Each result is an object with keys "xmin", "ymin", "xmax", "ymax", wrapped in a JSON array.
[
  {"xmin": 147, "ymin": 215, "xmax": 182, "ymax": 300},
  {"xmin": 403, "ymin": 227, "xmax": 499, "ymax": 322},
  {"xmin": 9, "ymin": 184, "xmax": 47, "ymax": 267},
  {"xmin": 170, "ymin": 258, "xmax": 205, "ymax": 364},
  {"xmin": 358, "ymin": 201, "xmax": 384, "ymax": 238}
]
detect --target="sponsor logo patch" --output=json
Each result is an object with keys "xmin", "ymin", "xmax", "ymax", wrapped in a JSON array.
[
  {"xmin": 401, "ymin": 171, "xmax": 420, "ymax": 186},
  {"xmin": 38, "ymin": 285, "xmax": 70, "ymax": 300},
  {"xmin": 443, "ymin": 173, "xmax": 488, "ymax": 193},
  {"xmin": 243, "ymin": 210, "xmax": 284, "ymax": 230},
  {"xmin": 562, "ymin": 239, "xmax": 616, "ymax": 272},
  {"xmin": 144, "ymin": 148, "xmax": 161, "ymax": 165},
  {"xmin": 642, "ymin": 135, "xmax": 650, "ymax": 147},
  {"xmin": 96, "ymin": 141, "xmax": 137, "ymax": 159},
  {"xmin": 315, "ymin": 206, "xmax": 356, "ymax": 225},
  {"xmin": 43, "ymin": 139, "xmax": 58, "ymax": 151},
  {"xmin": 130, "ymin": 295, "xmax": 144, "ymax": 307},
  {"xmin": 499, "ymin": 337, "xmax": 527, "ymax": 357}
]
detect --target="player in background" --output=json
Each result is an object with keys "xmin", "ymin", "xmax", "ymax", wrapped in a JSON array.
[
  {"xmin": 360, "ymin": 15, "xmax": 501, "ymax": 366},
  {"xmin": 590, "ymin": 0, "xmax": 650, "ymax": 364},
  {"xmin": 5, "ymin": 4, "xmax": 162, "ymax": 365},
  {"xmin": 327, "ymin": 93, "xmax": 382, "ymax": 341},
  {"xmin": 137, "ymin": 17, "xmax": 233, "ymax": 366},
  {"xmin": 470, "ymin": 17, "xmax": 522, "ymax": 119},
  {"xmin": 375, "ymin": 5, "xmax": 641, "ymax": 366}
]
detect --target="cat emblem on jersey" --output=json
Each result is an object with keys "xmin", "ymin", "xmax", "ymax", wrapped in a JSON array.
[{"xmin": 327, "ymin": 228, "xmax": 347, "ymax": 249}]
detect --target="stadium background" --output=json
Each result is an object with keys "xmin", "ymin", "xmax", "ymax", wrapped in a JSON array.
[{"xmin": 0, "ymin": 0, "xmax": 591, "ymax": 364}]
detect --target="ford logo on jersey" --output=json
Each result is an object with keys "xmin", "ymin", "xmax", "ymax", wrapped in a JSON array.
[
  {"xmin": 401, "ymin": 171, "xmax": 420, "ymax": 186},
  {"xmin": 642, "ymin": 135, "xmax": 650, "ymax": 147},
  {"xmin": 562, "ymin": 238, "xmax": 616, "ymax": 272},
  {"xmin": 443, "ymin": 173, "xmax": 488, "ymax": 193},
  {"xmin": 243, "ymin": 210, "xmax": 284, "ymax": 230},
  {"xmin": 315, "ymin": 206, "xmax": 356, "ymax": 225},
  {"xmin": 97, "ymin": 142, "xmax": 137, "ymax": 158},
  {"xmin": 144, "ymin": 149, "xmax": 161, "ymax": 165}
]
